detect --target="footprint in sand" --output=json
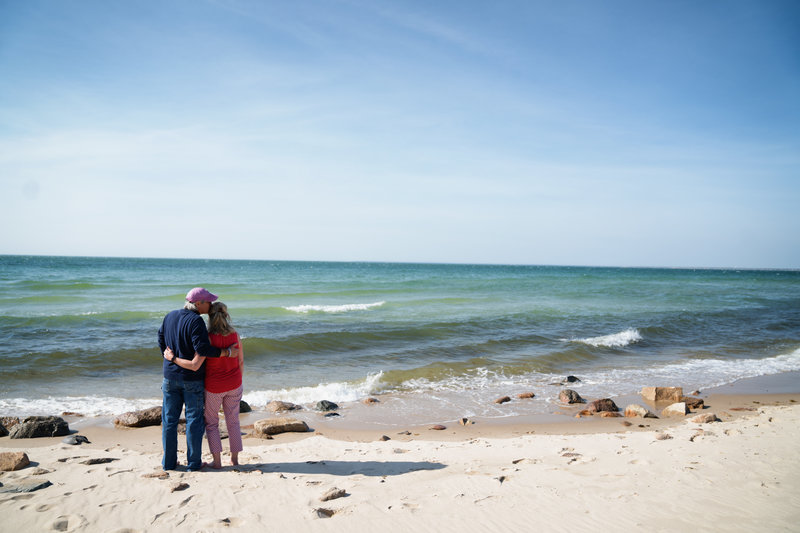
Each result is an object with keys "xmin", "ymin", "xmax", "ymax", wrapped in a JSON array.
[
  {"xmin": 36, "ymin": 503, "xmax": 54, "ymax": 512},
  {"xmin": 50, "ymin": 514, "xmax": 88, "ymax": 532}
]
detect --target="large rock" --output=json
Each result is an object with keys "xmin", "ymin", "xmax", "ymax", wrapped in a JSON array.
[
  {"xmin": 266, "ymin": 401, "xmax": 301, "ymax": 413},
  {"xmin": 239, "ymin": 400, "xmax": 252, "ymax": 413},
  {"xmin": 9, "ymin": 416, "xmax": 70, "ymax": 439},
  {"xmin": 661, "ymin": 402, "xmax": 690, "ymax": 417},
  {"xmin": 0, "ymin": 422, "xmax": 7, "ymax": 438},
  {"xmin": 587, "ymin": 398, "xmax": 618, "ymax": 413},
  {"xmin": 624, "ymin": 404, "xmax": 657, "ymax": 418},
  {"xmin": 559, "ymin": 390, "xmax": 584, "ymax": 404},
  {"xmin": 0, "ymin": 452, "xmax": 30, "ymax": 471},
  {"xmin": 113, "ymin": 406, "xmax": 162, "ymax": 428},
  {"xmin": 641, "ymin": 387, "xmax": 683, "ymax": 402},
  {"xmin": 253, "ymin": 417, "xmax": 310, "ymax": 436}
]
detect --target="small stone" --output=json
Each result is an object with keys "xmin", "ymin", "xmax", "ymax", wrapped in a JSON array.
[
  {"xmin": 315, "ymin": 508, "xmax": 335, "ymax": 518},
  {"xmin": 320, "ymin": 487, "xmax": 347, "ymax": 501},
  {"xmin": 61, "ymin": 412, "xmax": 84, "ymax": 417},
  {"xmin": 266, "ymin": 401, "xmax": 301, "ymax": 413},
  {"xmin": 142, "ymin": 471, "xmax": 170, "ymax": 479},
  {"xmin": 599, "ymin": 411, "xmax": 622, "ymax": 418},
  {"xmin": 363, "ymin": 397, "xmax": 380, "ymax": 405},
  {"xmin": 459, "ymin": 418, "xmax": 473, "ymax": 425},
  {"xmin": 430, "ymin": 425, "xmax": 446, "ymax": 431},
  {"xmin": 576, "ymin": 410, "xmax": 593, "ymax": 418},
  {"xmin": 661, "ymin": 402, "xmax": 690, "ymax": 417},
  {"xmin": 316, "ymin": 400, "xmax": 339, "ymax": 412},
  {"xmin": 239, "ymin": 400, "xmax": 252, "ymax": 413},
  {"xmin": 323, "ymin": 412, "xmax": 340, "ymax": 417},
  {"xmin": 559, "ymin": 389, "xmax": 584, "ymax": 404},
  {"xmin": 681, "ymin": 397, "xmax": 705, "ymax": 410},
  {"xmin": 655, "ymin": 433, "xmax": 673, "ymax": 440},
  {"xmin": 494, "ymin": 396, "xmax": 511, "ymax": 404},
  {"xmin": 691, "ymin": 413, "xmax": 720, "ymax": 424},
  {"xmin": 170, "ymin": 482, "xmax": 190, "ymax": 492},
  {"xmin": 621, "ymin": 421, "xmax": 633, "ymax": 427},
  {"xmin": 62, "ymin": 435, "xmax": 90, "ymax": 445},
  {"xmin": 587, "ymin": 398, "xmax": 618, "ymax": 413},
  {"xmin": 625, "ymin": 404, "xmax": 647, "ymax": 417},
  {"xmin": 0, "ymin": 417, "xmax": 20, "ymax": 430},
  {"xmin": 517, "ymin": 392, "xmax": 535, "ymax": 399},
  {"xmin": 565, "ymin": 375, "xmax": 581, "ymax": 383},
  {"xmin": 0, "ymin": 451, "xmax": 30, "ymax": 471},
  {"xmin": 80, "ymin": 458, "xmax": 118, "ymax": 465},
  {"xmin": 379, "ymin": 435, "xmax": 391, "ymax": 441}
]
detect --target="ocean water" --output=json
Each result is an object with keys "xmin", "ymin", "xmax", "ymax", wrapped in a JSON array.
[{"xmin": 1, "ymin": 255, "xmax": 799, "ymax": 423}]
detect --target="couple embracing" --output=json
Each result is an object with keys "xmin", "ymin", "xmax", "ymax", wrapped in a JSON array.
[{"xmin": 157, "ymin": 287, "xmax": 244, "ymax": 471}]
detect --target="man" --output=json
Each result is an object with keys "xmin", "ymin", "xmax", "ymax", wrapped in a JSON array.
[{"xmin": 157, "ymin": 287, "xmax": 240, "ymax": 471}]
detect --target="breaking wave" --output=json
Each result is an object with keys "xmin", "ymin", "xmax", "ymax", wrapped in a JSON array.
[
  {"xmin": 283, "ymin": 301, "xmax": 386, "ymax": 313},
  {"xmin": 573, "ymin": 328, "xmax": 642, "ymax": 348}
]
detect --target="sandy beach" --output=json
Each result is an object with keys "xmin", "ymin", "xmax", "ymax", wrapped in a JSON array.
[{"xmin": 2, "ymin": 388, "xmax": 799, "ymax": 533}]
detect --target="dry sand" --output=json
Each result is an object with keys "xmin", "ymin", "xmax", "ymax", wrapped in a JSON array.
[{"xmin": 1, "ymin": 392, "xmax": 799, "ymax": 532}]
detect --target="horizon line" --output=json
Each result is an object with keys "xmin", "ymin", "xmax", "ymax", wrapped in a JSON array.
[{"xmin": 1, "ymin": 253, "xmax": 797, "ymax": 272}]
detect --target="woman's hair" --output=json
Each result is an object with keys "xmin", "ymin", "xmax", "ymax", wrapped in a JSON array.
[{"xmin": 208, "ymin": 301, "xmax": 236, "ymax": 336}]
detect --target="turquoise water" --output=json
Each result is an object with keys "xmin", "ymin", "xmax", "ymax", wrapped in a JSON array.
[{"xmin": 1, "ymin": 255, "xmax": 799, "ymax": 419}]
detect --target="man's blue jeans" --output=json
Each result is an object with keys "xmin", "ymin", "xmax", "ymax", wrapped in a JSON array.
[{"xmin": 162, "ymin": 377, "xmax": 205, "ymax": 471}]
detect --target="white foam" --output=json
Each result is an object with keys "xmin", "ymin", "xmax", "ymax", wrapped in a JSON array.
[
  {"xmin": 283, "ymin": 301, "xmax": 385, "ymax": 313},
  {"xmin": 244, "ymin": 371, "xmax": 384, "ymax": 407},
  {"xmin": 574, "ymin": 328, "xmax": 642, "ymax": 348},
  {"xmin": 0, "ymin": 395, "xmax": 160, "ymax": 418}
]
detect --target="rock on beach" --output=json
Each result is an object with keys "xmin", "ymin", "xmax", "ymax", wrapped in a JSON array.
[
  {"xmin": 9, "ymin": 416, "xmax": 70, "ymax": 439},
  {"xmin": 266, "ymin": 401, "xmax": 302, "ymax": 413},
  {"xmin": 253, "ymin": 417, "xmax": 310, "ymax": 436},
  {"xmin": 587, "ymin": 399, "xmax": 618, "ymax": 413},
  {"xmin": 113, "ymin": 407, "xmax": 162, "ymax": 428},
  {"xmin": 661, "ymin": 402, "xmax": 690, "ymax": 417},
  {"xmin": 641, "ymin": 387, "xmax": 683, "ymax": 402},
  {"xmin": 624, "ymin": 404, "xmax": 657, "ymax": 418},
  {"xmin": 559, "ymin": 390, "xmax": 584, "ymax": 404},
  {"xmin": 691, "ymin": 413, "xmax": 721, "ymax": 424},
  {"xmin": 0, "ymin": 452, "xmax": 30, "ymax": 471},
  {"xmin": 316, "ymin": 400, "xmax": 339, "ymax": 412}
]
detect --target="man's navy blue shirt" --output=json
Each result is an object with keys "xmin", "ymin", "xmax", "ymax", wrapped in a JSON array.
[{"xmin": 158, "ymin": 309, "xmax": 221, "ymax": 381}]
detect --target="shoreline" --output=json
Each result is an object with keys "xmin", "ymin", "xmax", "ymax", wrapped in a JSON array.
[{"xmin": 1, "ymin": 387, "xmax": 798, "ymax": 531}]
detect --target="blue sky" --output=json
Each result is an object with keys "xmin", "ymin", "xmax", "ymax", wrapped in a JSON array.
[{"xmin": 1, "ymin": 0, "xmax": 798, "ymax": 268}]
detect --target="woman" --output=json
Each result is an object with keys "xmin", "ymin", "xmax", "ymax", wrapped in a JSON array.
[{"xmin": 164, "ymin": 301, "xmax": 244, "ymax": 469}]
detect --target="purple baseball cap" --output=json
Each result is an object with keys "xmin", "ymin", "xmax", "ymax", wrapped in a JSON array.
[{"xmin": 186, "ymin": 287, "xmax": 218, "ymax": 303}]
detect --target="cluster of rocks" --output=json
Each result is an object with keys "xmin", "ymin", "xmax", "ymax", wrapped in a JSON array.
[{"xmin": 557, "ymin": 385, "xmax": 717, "ymax": 423}]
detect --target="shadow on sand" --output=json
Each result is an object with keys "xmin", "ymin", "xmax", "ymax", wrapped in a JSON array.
[{"xmin": 206, "ymin": 460, "xmax": 447, "ymax": 477}]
